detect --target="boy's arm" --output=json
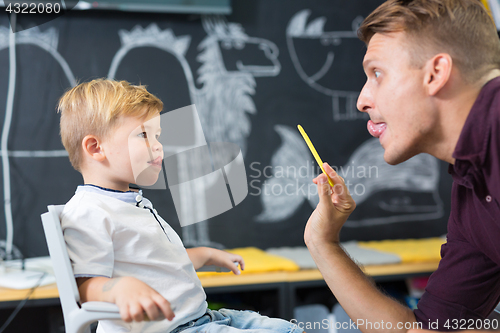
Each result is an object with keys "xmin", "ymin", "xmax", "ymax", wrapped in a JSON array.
[
  {"xmin": 186, "ymin": 247, "xmax": 244, "ymax": 274},
  {"xmin": 77, "ymin": 276, "xmax": 175, "ymax": 323}
]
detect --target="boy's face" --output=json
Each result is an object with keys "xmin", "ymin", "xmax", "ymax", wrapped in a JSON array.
[
  {"xmin": 101, "ymin": 114, "xmax": 163, "ymax": 190},
  {"xmin": 357, "ymin": 32, "xmax": 438, "ymax": 165}
]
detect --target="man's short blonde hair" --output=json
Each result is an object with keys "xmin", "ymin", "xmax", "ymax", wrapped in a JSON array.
[
  {"xmin": 58, "ymin": 79, "xmax": 163, "ymax": 171},
  {"xmin": 358, "ymin": 0, "xmax": 500, "ymax": 83}
]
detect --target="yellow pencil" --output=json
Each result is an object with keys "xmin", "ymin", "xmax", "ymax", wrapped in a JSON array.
[{"xmin": 297, "ymin": 125, "xmax": 335, "ymax": 187}]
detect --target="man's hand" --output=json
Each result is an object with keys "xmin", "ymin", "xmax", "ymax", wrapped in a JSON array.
[
  {"xmin": 205, "ymin": 249, "xmax": 245, "ymax": 275},
  {"xmin": 78, "ymin": 276, "xmax": 175, "ymax": 323},
  {"xmin": 304, "ymin": 162, "xmax": 356, "ymax": 247}
]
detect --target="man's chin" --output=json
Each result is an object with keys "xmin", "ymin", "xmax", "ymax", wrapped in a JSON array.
[{"xmin": 383, "ymin": 148, "xmax": 415, "ymax": 165}]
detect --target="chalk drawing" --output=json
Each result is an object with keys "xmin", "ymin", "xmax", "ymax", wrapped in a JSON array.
[
  {"xmin": 256, "ymin": 125, "xmax": 444, "ymax": 226},
  {"xmin": 0, "ymin": 24, "xmax": 75, "ymax": 258},
  {"xmin": 0, "ymin": 26, "xmax": 76, "ymax": 86},
  {"xmin": 286, "ymin": 9, "xmax": 367, "ymax": 122},
  {"xmin": 108, "ymin": 17, "xmax": 281, "ymax": 247}
]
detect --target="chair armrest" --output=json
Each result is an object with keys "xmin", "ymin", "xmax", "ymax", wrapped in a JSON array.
[{"xmin": 81, "ymin": 301, "xmax": 120, "ymax": 313}]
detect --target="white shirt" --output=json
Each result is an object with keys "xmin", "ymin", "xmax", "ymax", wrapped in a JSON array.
[{"xmin": 61, "ymin": 185, "xmax": 207, "ymax": 333}]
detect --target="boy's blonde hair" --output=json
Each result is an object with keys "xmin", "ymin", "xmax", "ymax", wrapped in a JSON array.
[
  {"xmin": 58, "ymin": 79, "xmax": 163, "ymax": 171},
  {"xmin": 358, "ymin": 0, "xmax": 500, "ymax": 83}
]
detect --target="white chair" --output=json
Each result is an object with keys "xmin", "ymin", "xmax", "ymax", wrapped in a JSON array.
[{"xmin": 41, "ymin": 205, "xmax": 122, "ymax": 333}]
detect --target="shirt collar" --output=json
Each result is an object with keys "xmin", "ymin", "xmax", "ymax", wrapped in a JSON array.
[
  {"xmin": 452, "ymin": 76, "xmax": 500, "ymax": 165},
  {"xmin": 76, "ymin": 184, "xmax": 144, "ymax": 205},
  {"xmin": 448, "ymin": 76, "xmax": 500, "ymax": 185}
]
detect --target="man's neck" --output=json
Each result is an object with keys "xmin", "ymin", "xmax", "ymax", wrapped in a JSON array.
[{"xmin": 426, "ymin": 69, "xmax": 500, "ymax": 165}]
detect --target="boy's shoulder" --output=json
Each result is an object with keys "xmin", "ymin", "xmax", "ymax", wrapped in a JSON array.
[
  {"xmin": 62, "ymin": 187, "xmax": 128, "ymax": 222},
  {"xmin": 61, "ymin": 186, "xmax": 147, "ymax": 228},
  {"xmin": 62, "ymin": 190, "xmax": 109, "ymax": 223}
]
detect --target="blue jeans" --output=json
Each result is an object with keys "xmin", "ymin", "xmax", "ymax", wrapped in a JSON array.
[{"xmin": 170, "ymin": 309, "xmax": 303, "ymax": 333}]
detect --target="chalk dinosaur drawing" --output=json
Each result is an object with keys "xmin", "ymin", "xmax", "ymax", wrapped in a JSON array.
[
  {"xmin": 196, "ymin": 16, "xmax": 280, "ymax": 157},
  {"xmin": 108, "ymin": 17, "xmax": 281, "ymax": 247},
  {"xmin": 0, "ymin": 25, "xmax": 75, "ymax": 258},
  {"xmin": 0, "ymin": 26, "xmax": 76, "ymax": 86},
  {"xmin": 256, "ymin": 125, "xmax": 444, "ymax": 226},
  {"xmin": 286, "ymin": 9, "xmax": 368, "ymax": 122}
]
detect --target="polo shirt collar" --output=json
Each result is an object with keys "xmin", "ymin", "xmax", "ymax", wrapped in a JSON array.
[
  {"xmin": 76, "ymin": 184, "xmax": 143, "ymax": 205},
  {"xmin": 449, "ymin": 76, "xmax": 500, "ymax": 183},
  {"xmin": 453, "ymin": 77, "xmax": 500, "ymax": 164}
]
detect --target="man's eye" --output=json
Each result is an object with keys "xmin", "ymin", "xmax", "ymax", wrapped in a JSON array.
[{"xmin": 374, "ymin": 71, "xmax": 381, "ymax": 78}]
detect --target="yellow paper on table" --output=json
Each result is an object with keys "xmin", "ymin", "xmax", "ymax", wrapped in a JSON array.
[
  {"xmin": 357, "ymin": 237, "xmax": 446, "ymax": 264},
  {"xmin": 196, "ymin": 247, "xmax": 300, "ymax": 277}
]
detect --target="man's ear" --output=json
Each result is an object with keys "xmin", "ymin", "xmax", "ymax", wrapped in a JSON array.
[
  {"xmin": 424, "ymin": 53, "xmax": 452, "ymax": 96},
  {"xmin": 82, "ymin": 135, "xmax": 106, "ymax": 162}
]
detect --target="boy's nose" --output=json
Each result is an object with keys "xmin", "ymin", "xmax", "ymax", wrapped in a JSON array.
[{"xmin": 152, "ymin": 139, "xmax": 163, "ymax": 152}]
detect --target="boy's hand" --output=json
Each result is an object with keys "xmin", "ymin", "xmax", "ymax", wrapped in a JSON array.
[
  {"xmin": 108, "ymin": 277, "xmax": 175, "ymax": 322},
  {"xmin": 304, "ymin": 163, "xmax": 356, "ymax": 246},
  {"xmin": 79, "ymin": 276, "xmax": 175, "ymax": 323},
  {"xmin": 205, "ymin": 249, "xmax": 245, "ymax": 275}
]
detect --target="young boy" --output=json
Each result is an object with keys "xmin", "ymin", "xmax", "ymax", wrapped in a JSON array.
[{"xmin": 58, "ymin": 79, "xmax": 302, "ymax": 333}]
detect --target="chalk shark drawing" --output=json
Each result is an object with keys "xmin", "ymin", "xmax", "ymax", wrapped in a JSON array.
[
  {"xmin": 108, "ymin": 18, "xmax": 280, "ymax": 247},
  {"xmin": 286, "ymin": 9, "xmax": 368, "ymax": 122},
  {"xmin": 256, "ymin": 125, "xmax": 444, "ymax": 226}
]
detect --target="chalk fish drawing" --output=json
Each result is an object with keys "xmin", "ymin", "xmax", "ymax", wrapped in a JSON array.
[
  {"xmin": 256, "ymin": 125, "xmax": 444, "ymax": 226},
  {"xmin": 287, "ymin": 9, "xmax": 368, "ymax": 122},
  {"xmin": 108, "ymin": 17, "xmax": 280, "ymax": 247}
]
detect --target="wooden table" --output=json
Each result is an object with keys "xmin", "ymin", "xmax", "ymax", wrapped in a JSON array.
[{"xmin": 0, "ymin": 261, "xmax": 439, "ymax": 318}]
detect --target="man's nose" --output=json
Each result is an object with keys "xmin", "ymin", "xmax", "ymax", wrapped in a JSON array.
[{"xmin": 357, "ymin": 83, "xmax": 373, "ymax": 114}]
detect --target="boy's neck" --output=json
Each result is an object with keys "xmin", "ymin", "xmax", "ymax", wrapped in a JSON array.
[{"xmin": 82, "ymin": 172, "xmax": 131, "ymax": 192}]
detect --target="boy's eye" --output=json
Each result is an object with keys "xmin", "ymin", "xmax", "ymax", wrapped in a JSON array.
[{"xmin": 138, "ymin": 132, "xmax": 147, "ymax": 138}]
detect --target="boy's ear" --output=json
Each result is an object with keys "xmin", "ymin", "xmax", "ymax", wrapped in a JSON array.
[
  {"xmin": 424, "ymin": 53, "xmax": 452, "ymax": 96},
  {"xmin": 82, "ymin": 135, "xmax": 106, "ymax": 162}
]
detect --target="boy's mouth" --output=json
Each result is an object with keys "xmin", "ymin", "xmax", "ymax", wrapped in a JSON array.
[{"xmin": 148, "ymin": 156, "xmax": 163, "ymax": 168}]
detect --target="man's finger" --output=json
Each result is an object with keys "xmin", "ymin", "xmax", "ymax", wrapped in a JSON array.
[
  {"xmin": 324, "ymin": 163, "xmax": 351, "ymax": 198},
  {"xmin": 323, "ymin": 163, "xmax": 343, "ymax": 184},
  {"xmin": 317, "ymin": 175, "xmax": 333, "ymax": 201}
]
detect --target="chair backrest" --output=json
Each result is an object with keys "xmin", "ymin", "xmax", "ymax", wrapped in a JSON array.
[{"xmin": 41, "ymin": 205, "xmax": 81, "ymax": 316}]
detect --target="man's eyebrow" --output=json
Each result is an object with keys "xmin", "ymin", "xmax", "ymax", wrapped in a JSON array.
[{"xmin": 362, "ymin": 59, "xmax": 374, "ymax": 69}]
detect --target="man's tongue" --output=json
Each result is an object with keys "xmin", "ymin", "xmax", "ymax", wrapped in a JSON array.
[{"xmin": 367, "ymin": 120, "xmax": 387, "ymax": 138}]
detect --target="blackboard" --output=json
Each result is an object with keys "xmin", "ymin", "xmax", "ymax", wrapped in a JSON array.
[{"xmin": 0, "ymin": 0, "xmax": 452, "ymax": 258}]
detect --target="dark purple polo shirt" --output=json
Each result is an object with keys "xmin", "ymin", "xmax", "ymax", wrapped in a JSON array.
[{"xmin": 413, "ymin": 77, "xmax": 500, "ymax": 330}]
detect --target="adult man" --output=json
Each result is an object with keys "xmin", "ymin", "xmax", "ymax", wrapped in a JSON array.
[{"xmin": 304, "ymin": 0, "xmax": 500, "ymax": 331}]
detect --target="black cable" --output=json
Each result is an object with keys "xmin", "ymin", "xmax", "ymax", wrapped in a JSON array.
[{"xmin": 0, "ymin": 272, "xmax": 47, "ymax": 333}]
